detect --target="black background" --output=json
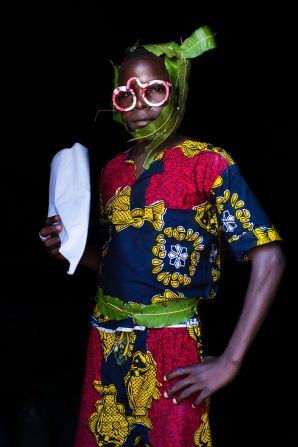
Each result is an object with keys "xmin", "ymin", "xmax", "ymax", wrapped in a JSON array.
[{"xmin": 2, "ymin": 3, "xmax": 297, "ymax": 446}]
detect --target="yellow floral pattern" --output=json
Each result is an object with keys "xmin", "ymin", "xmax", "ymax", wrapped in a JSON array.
[
  {"xmin": 212, "ymin": 184, "xmax": 281, "ymax": 248},
  {"xmin": 105, "ymin": 186, "xmax": 166, "ymax": 232},
  {"xmin": 152, "ymin": 226, "xmax": 204, "ymax": 288},
  {"xmin": 254, "ymin": 225, "xmax": 281, "ymax": 245},
  {"xmin": 151, "ymin": 289, "xmax": 185, "ymax": 303},
  {"xmin": 215, "ymin": 189, "xmax": 254, "ymax": 233}
]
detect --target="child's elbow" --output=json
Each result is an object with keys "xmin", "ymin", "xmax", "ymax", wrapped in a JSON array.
[{"xmin": 267, "ymin": 242, "xmax": 286, "ymax": 274}]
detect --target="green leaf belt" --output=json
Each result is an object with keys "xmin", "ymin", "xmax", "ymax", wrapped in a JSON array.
[{"xmin": 96, "ymin": 288, "xmax": 199, "ymax": 328}]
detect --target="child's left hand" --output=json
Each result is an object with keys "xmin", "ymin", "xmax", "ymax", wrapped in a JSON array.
[{"xmin": 163, "ymin": 354, "xmax": 240, "ymax": 407}]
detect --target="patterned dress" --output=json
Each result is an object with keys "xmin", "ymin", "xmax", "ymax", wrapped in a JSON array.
[{"xmin": 74, "ymin": 139, "xmax": 281, "ymax": 447}]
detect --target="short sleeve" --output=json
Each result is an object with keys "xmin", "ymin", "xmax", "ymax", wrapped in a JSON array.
[{"xmin": 211, "ymin": 164, "xmax": 282, "ymax": 260}]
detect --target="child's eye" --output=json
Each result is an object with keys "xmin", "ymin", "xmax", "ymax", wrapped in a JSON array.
[
  {"xmin": 117, "ymin": 90, "xmax": 133, "ymax": 108},
  {"xmin": 145, "ymin": 84, "xmax": 167, "ymax": 103},
  {"xmin": 148, "ymin": 86, "xmax": 163, "ymax": 93}
]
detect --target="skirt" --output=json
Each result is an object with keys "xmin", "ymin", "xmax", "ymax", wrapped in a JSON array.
[{"xmin": 73, "ymin": 325, "xmax": 212, "ymax": 446}]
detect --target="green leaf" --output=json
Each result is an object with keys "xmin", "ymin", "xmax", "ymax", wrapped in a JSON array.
[
  {"xmin": 143, "ymin": 41, "xmax": 181, "ymax": 58},
  {"xmin": 164, "ymin": 57, "xmax": 179, "ymax": 87},
  {"xmin": 133, "ymin": 299, "xmax": 198, "ymax": 327},
  {"xmin": 177, "ymin": 59, "xmax": 191, "ymax": 116},
  {"xmin": 97, "ymin": 288, "xmax": 198, "ymax": 328},
  {"xmin": 178, "ymin": 25, "xmax": 217, "ymax": 58},
  {"xmin": 144, "ymin": 26, "xmax": 216, "ymax": 60}
]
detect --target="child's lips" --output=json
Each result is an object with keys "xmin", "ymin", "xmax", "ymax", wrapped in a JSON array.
[{"xmin": 133, "ymin": 119, "xmax": 153, "ymax": 128}]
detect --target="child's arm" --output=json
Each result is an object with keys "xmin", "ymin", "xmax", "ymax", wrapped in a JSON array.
[{"xmin": 163, "ymin": 241, "xmax": 286, "ymax": 406}]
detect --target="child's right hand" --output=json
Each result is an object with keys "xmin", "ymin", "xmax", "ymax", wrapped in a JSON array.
[{"xmin": 39, "ymin": 214, "xmax": 66, "ymax": 261}]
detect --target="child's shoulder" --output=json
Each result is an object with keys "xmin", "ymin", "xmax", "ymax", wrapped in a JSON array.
[{"xmin": 177, "ymin": 138, "xmax": 235, "ymax": 165}]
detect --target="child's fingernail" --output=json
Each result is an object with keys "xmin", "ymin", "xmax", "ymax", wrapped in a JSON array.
[
  {"xmin": 192, "ymin": 404, "xmax": 196, "ymax": 408},
  {"xmin": 173, "ymin": 398, "xmax": 177, "ymax": 404},
  {"xmin": 164, "ymin": 391, "xmax": 168, "ymax": 398},
  {"xmin": 163, "ymin": 375, "xmax": 167, "ymax": 381}
]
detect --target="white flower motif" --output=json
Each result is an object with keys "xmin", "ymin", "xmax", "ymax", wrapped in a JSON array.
[
  {"xmin": 222, "ymin": 210, "xmax": 237, "ymax": 232},
  {"xmin": 168, "ymin": 244, "xmax": 188, "ymax": 269}
]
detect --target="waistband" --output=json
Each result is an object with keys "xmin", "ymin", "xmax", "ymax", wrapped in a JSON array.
[{"xmin": 96, "ymin": 288, "xmax": 199, "ymax": 329}]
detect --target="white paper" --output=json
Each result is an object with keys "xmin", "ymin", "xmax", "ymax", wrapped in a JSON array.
[{"xmin": 48, "ymin": 142, "xmax": 91, "ymax": 274}]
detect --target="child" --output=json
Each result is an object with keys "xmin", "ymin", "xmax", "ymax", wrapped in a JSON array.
[{"xmin": 39, "ymin": 26, "xmax": 285, "ymax": 447}]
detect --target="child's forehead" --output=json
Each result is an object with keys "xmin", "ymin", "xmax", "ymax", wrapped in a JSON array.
[{"xmin": 119, "ymin": 56, "xmax": 169, "ymax": 84}]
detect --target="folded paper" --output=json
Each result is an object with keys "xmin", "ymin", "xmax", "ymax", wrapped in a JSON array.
[{"xmin": 47, "ymin": 142, "xmax": 91, "ymax": 274}]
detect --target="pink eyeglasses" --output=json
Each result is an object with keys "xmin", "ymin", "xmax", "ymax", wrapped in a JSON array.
[{"xmin": 112, "ymin": 76, "xmax": 172, "ymax": 112}]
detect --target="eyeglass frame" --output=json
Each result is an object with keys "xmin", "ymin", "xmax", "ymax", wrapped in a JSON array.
[{"xmin": 112, "ymin": 76, "xmax": 172, "ymax": 112}]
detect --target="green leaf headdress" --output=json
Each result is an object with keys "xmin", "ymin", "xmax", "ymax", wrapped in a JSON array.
[{"xmin": 112, "ymin": 25, "xmax": 217, "ymax": 169}]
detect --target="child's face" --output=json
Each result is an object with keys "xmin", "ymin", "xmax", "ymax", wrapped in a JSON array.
[{"xmin": 118, "ymin": 56, "xmax": 171, "ymax": 132}]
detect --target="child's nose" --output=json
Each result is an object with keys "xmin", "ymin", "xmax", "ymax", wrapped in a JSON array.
[{"xmin": 134, "ymin": 90, "xmax": 149, "ymax": 109}]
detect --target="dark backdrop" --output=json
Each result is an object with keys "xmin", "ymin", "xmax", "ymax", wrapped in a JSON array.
[{"xmin": 2, "ymin": 4, "xmax": 296, "ymax": 446}]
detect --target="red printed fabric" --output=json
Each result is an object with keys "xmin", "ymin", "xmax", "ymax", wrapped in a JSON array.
[
  {"xmin": 73, "ymin": 328, "xmax": 103, "ymax": 447},
  {"xmin": 145, "ymin": 147, "xmax": 229, "ymax": 208},
  {"xmin": 100, "ymin": 142, "xmax": 229, "ymax": 210},
  {"xmin": 147, "ymin": 328, "xmax": 210, "ymax": 446},
  {"xmin": 74, "ymin": 326, "xmax": 212, "ymax": 447}
]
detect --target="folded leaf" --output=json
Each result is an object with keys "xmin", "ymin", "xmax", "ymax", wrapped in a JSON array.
[
  {"xmin": 133, "ymin": 299, "xmax": 198, "ymax": 327},
  {"xmin": 97, "ymin": 288, "xmax": 198, "ymax": 328}
]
